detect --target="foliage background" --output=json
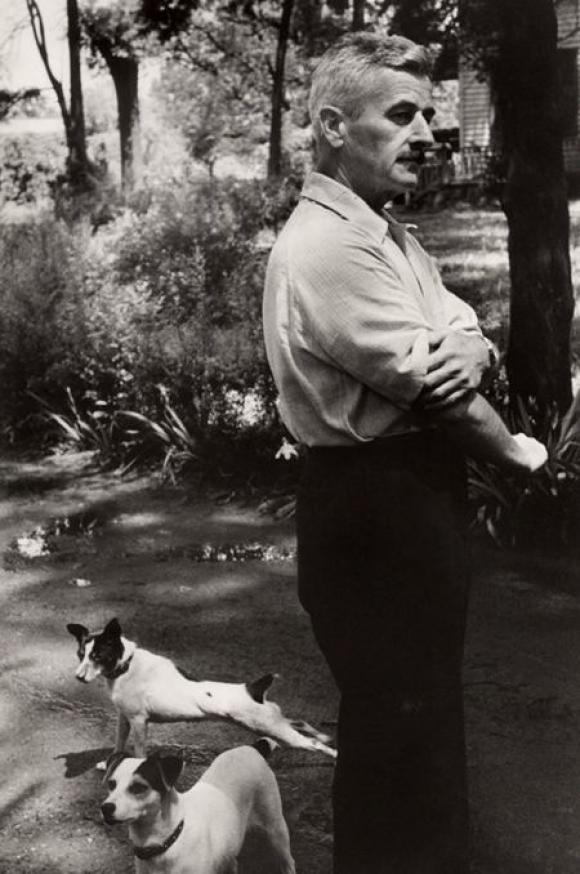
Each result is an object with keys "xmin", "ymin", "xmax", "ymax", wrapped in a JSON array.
[{"xmin": 0, "ymin": 0, "xmax": 578, "ymax": 548}]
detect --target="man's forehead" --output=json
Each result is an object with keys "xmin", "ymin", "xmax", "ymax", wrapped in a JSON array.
[{"xmin": 368, "ymin": 67, "xmax": 432, "ymax": 104}]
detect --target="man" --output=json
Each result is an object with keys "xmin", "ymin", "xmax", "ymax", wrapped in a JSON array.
[{"xmin": 263, "ymin": 32, "xmax": 547, "ymax": 874}]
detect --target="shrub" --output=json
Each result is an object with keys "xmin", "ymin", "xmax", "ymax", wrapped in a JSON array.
[
  {"xmin": 0, "ymin": 217, "xmax": 80, "ymax": 438},
  {"xmin": 468, "ymin": 394, "xmax": 580, "ymax": 552},
  {"xmin": 110, "ymin": 177, "xmax": 281, "ymax": 428},
  {"xmin": 0, "ymin": 174, "xmax": 288, "ymax": 480},
  {"xmin": 0, "ymin": 135, "xmax": 64, "ymax": 205}
]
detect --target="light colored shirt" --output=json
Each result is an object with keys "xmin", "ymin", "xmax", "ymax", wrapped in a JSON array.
[{"xmin": 263, "ymin": 172, "xmax": 484, "ymax": 446}]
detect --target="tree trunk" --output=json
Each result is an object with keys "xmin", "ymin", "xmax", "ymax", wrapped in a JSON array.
[
  {"xmin": 352, "ymin": 0, "xmax": 365, "ymax": 30},
  {"xmin": 492, "ymin": 0, "xmax": 574, "ymax": 415},
  {"xmin": 267, "ymin": 0, "xmax": 294, "ymax": 178},
  {"xmin": 96, "ymin": 48, "xmax": 141, "ymax": 192},
  {"xmin": 111, "ymin": 56, "xmax": 141, "ymax": 191},
  {"xmin": 67, "ymin": 0, "xmax": 89, "ymax": 185}
]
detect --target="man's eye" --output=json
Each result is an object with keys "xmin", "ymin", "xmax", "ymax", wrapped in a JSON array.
[
  {"xmin": 389, "ymin": 110, "xmax": 415, "ymax": 126},
  {"xmin": 129, "ymin": 783, "xmax": 148, "ymax": 795}
]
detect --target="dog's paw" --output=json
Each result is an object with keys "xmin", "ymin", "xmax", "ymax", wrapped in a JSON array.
[{"xmin": 95, "ymin": 760, "xmax": 107, "ymax": 771}]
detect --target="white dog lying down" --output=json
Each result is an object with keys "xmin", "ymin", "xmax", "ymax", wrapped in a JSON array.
[
  {"xmin": 101, "ymin": 741, "xmax": 296, "ymax": 874},
  {"xmin": 67, "ymin": 617, "xmax": 336, "ymax": 758}
]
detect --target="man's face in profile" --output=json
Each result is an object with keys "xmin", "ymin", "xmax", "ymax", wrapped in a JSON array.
[{"xmin": 339, "ymin": 68, "xmax": 435, "ymax": 206}]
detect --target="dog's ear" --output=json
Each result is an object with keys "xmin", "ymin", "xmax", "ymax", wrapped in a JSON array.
[
  {"xmin": 102, "ymin": 751, "xmax": 129, "ymax": 784},
  {"xmin": 67, "ymin": 623, "xmax": 89, "ymax": 643},
  {"xmin": 103, "ymin": 617, "xmax": 122, "ymax": 638},
  {"xmin": 157, "ymin": 754, "xmax": 184, "ymax": 789},
  {"xmin": 136, "ymin": 752, "xmax": 183, "ymax": 794}
]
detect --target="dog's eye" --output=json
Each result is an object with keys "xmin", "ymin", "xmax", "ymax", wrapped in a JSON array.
[
  {"xmin": 107, "ymin": 779, "xmax": 116, "ymax": 790},
  {"xmin": 128, "ymin": 782, "xmax": 148, "ymax": 795}
]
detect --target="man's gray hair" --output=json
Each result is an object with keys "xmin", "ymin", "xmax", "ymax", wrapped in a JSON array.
[{"xmin": 309, "ymin": 32, "xmax": 433, "ymax": 144}]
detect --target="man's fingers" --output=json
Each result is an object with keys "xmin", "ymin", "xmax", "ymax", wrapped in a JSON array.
[
  {"xmin": 423, "ymin": 366, "xmax": 467, "ymax": 392},
  {"xmin": 422, "ymin": 388, "xmax": 471, "ymax": 410},
  {"xmin": 419, "ymin": 374, "xmax": 471, "ymax": 407},
  {"xmin": 424, "ymin": 368, "xmax": 451, "ymax": 390},
  {"xmin": 426, "ymin": 348, "xmax": 449, "ymax": 373},
  {"xmin": 427, "ymin": 329, "xmax": 448, "ymax": 350}
]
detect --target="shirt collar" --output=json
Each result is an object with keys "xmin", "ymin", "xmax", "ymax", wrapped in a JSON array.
[
  {"xmin": 301, "ymin": 172, "xmax": 408, "ymax": 252},
  {"xmin": 300, "ymin": 172, "xmax": 390, "ymax": 246}
]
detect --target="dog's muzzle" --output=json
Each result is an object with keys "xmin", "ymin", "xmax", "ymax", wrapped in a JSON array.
[{"xmin": 101, "ymin": 802, "xmax": 117, "ymax": 824}]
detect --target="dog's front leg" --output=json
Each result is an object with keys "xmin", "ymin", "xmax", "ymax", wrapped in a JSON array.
[
  {"xmin": 262, "ymin": 812, "xmax": 296, "ymax": 873},
  {"xmin": 114, "ymin": 713, "xmax": 131, "ymax": 753},
  {"xmin": 131, "ymin": 716, "xmax": 149, "ymax": 757}
]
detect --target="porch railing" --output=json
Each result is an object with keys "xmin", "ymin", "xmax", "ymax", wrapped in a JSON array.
[{"xmin": 416, "ymin": 145, "xmax": 494, "ymax": 194}]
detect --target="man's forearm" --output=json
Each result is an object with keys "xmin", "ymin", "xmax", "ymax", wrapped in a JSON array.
[{"xmin": 426, "ymin": 391, "xmax": 546, "ymax": 472}]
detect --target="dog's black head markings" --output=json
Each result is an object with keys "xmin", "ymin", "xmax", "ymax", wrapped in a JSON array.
[
  {"xmin": 135, "ymin": 751, "xmax": 184, "ymax": 796},
  {"xmin": 101, "ymin": 751, "xmax": 184, "ymax": 831},
  {"xmin": 67, "ymin": 617, "xmax": 126, "ymax": 681}
]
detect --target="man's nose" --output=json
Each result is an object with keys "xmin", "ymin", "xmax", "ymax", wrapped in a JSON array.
[{"xmin": 410, "ymin": 112, "xmax": 434, "ymax": 146}]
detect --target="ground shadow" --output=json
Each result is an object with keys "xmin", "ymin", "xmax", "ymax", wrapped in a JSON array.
[{"xmin": 55, "ymin": 747, "xmax": 113, "ymax": 778}]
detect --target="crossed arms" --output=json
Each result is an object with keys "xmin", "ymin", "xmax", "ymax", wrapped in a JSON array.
[
  {"xmin": 294, "ymin": 229, "xmax": 547, "ymax": 471},
  {"xmin": 417, "ymin": 330, "xmax": 547, "ymax": 473}
]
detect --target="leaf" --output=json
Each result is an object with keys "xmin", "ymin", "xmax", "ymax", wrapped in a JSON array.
[
  {"xmin": 514, "ymin": 395, "xmax": 534, "ymax": 435},
  {"xmin": 559, "ymin": 390, "xmax": 580, "ymax": 444},
  {"xmin": 47, "ymin": 413, "xmax": 82, "ymax": 443}
]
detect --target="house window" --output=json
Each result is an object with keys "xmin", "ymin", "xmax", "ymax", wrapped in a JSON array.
[{"xmin": 558, "ymin": 48, "xmax": 578, "ymax": 138}]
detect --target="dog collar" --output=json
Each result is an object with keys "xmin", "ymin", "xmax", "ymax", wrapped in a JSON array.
[
  {"xmin": 104, "ymin": 654, "xmax": 133, "ymax": 680},
  {"xmin": 133, "ymin": 819, "xmax": 185, "ymax": 860}
]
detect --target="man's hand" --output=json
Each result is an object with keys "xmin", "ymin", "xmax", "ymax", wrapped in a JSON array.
[
  {"xmin": 419, "ymin": 330, "xmax": 489, "ymax": 410},
  {"xmin": 511, "ymin": 433, "xmax": 549, "ymax": 473}
]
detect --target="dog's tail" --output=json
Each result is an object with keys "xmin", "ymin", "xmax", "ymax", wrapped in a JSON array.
[{"xmin": 253, "ymin": 737, "xmax": 279, "ymax": 760}]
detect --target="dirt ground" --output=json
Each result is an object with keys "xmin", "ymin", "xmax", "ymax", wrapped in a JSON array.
[{"xmin": 1, "ymin": 450, "xmax": 579, "ymax": 874}]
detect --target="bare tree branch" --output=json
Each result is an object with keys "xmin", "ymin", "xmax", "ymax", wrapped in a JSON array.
[{"xmin": 24, "ymin": 0, "xmax": 71, "ymax": 139}]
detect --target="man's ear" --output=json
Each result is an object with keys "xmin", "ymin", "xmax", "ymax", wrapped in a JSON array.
[
  {"xmin": 319, "ymin": 105, "xmax": 347, "ymax": 148},
  {"xmin": 136, "ymin": 752, "xmax": 183, "ymax": 794},
  {"xmin": 66, "ymin": 623, "xmax": 88, "ymax": 643},
  {"xmin": 103, "ymin": 751, "xmax": 129, "ymax": 784},
  {"xmin": 103, "ymin": 617, "xmax": 122, "ymax": 638}
]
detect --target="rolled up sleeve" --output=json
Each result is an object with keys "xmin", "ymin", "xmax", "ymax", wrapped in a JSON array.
[
  {"xmin": 425, "ymin": 254, "xmax": 484, "ymax": 337},
  {"xmin": 293, "ymin": 234, "xmax": 431, "ymax": 409}
]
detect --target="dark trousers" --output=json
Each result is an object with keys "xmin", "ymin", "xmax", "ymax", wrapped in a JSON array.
[{"xmin": 296, "ymin": 432, "xmax": 471, "ymax": 874}]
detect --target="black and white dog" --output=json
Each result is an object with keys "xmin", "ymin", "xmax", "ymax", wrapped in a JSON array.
[
  {"xmin": 101, "ymin": 741, "xmax": 296, "ymax": 874},
  {"xmin": 67, "ymin": 618, "xmax": 336, "ymax": 758}
]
